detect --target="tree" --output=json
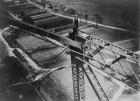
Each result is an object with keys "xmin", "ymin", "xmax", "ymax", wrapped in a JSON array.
[
  {"xmin": 94, "ymin": 14, "xmax": 103, "ymax": 24},
  {"xmin": 94, "ymin": 14, "xmax": 103, "ymax": 28},
  {"xmin": 84, "ymin": 11, "xmax": 89, "ymax": 24},
  {"xmin": 41, "ymin": 0, "xmax": 46, "ymax": 8}
]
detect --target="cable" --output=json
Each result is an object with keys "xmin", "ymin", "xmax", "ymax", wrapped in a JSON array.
[
  {"xmin": 45, "ymin": 46, "xmax": 69, "ymax": 61},
  {"xmin": 10, "ymin": 26, "xmax": 132, "ymax": 79},
  {"xmin": 93, "ymin": 43, "xmax": 106, "ymax": 63},
  {"xmin": 112, "ymin": 51, "xmax": 128, "ymax": 76},
  {"xmin": 75, "ymin": 57, "xmax": 137, "ymax": 92},
  {"xmin": 8, "ymin": 81, "xmax": 33, "ymax": 88},
  {"xmin": 8, "ymin": 65, "xmax": 68, "ymax": 88},
  {"xmin": 9, "ymin": 26, "xmax": 135, "ymax": 83},
  {"xmin": 9, "ymin": 25, "xmax": 139, "ymax": 91}
]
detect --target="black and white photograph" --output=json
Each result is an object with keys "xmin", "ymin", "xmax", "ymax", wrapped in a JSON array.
[{"xmin": 0, "ymin": 0, "xmax": 140, "ymax": 101}]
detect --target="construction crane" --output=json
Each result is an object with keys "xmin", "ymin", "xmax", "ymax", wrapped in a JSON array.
[
  {"xmin": 1, "ymin": 14, "xmax": 139, "ymax": 101},
  {"xmin": 69, "ymin": 16, "xmax": 140, "ymax": 101},
  {"xmin": 69, "ymin": 16, "xmax": 109, "ymax": 101},
  {"xmin": 0, "ymin": 1, "xmax": 140, "ymax": 101}
]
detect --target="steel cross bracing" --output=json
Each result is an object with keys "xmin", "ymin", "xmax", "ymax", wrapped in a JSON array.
[
  {"xmin": 77, "ymin": 31, "xmax": 140, "ymax": 82},
  {"xmin": 82, "ymin": 64, "xmax": 109, "ymax": 101},
  {"xmin": 14, "ymin": 16, "xmax": 139, "ymax": 101},
  {"xmin": 79, "ymin": 32, "xmax": 139, "ymax": 82},
  {"xmin": 72, "ymin": 17, "xmax": 139, "ymax": 101},
  {"xmin": 70, "ymin": 17, "xmax": 109, "ymax": 101},
  {"xmin": 1, "ymin": 2, "xmax": 140, "ymax": 101},
  {"xmin": 83, "ymin": 44, "xmax": 109, "ymax": 101},
  {"xmin": 70, "ymin": 46, "xmax": 85, "ymax": 101},
  {"xmin": 78, "ymin": 30, "xmax": 139, "ymax": 64},
  {"xmin": 71, "ymin": 63, "xmax": 85, "ymax": 101},
  {"xmin": 3, "ymin": 18, "xmax": 139, "ymax": 101}
]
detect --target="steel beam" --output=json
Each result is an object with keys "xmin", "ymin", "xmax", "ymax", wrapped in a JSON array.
[
  {"xmin": 111, "ymin": 55, "xmax": 125, "ymax": 65},
  {"xmin": 70, "ymin": 46, "xmax": 85, "ymax": 101},
  {"xmin": 0, "ymin": 15, "xmax": 81, "ymax": 49}
]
